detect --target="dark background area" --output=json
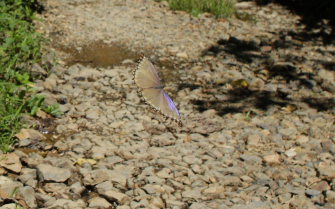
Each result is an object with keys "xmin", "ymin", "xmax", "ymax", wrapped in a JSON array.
[{"xmin": 254, "ymin": 0, "xmax": 335, "ymax": 43}]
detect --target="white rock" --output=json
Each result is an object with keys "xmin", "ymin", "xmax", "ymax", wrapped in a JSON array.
[{"xmin": 285, "ymin": 148, "xmax": 297, "ymax": 157}]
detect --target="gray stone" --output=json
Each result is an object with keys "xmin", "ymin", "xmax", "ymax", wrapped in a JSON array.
[
  {"xmin": 326, "ymin": 190, "xmax": 335, "ymax": 204},
  {"xmin": 142, "ymin": 184, "xmax": 165, "ymax": 194},
  {"xmin": 203, "ymin": 185, "xmax": 225, "ymax": 195},
  {"xmin": 48, "ymin": 199, "xmax": 86, "ymax": 209},
  {"xmin": 156, "ymin": 168, "xmax": 173, "ymax": 179},
  {"xmin": 310, "ymin": 181, "xmax": 330, "ymax": 191},
  {"xmin": 96, "ymin": 181, "xmax": 114, "ymax": 194},
  {"xmin": 240, "ymin": 154, "xmax": 262, "ymax": 164},
  {"xmin": 43, "ymin": 73, "xmax": 58, "ymax": 90},
  {"xmin": 317, "ymin": 163, "xmax": 335, "ymax": 179},
  {"xmin": 263, "ymin": 153, "xmax": 281, "ymax": 164},
  {"xmin": 97, "ymin": 188, "xmax": 130, "ymax": 204},
  {"xmin": 95, "ymin": 181, "xmax": 130, "ymax": 204},
  {"xmin": 182, "ymin": 188, "xmax": 202, "ymax": 199},
  {"xmin": 88, "ymin": 196, "xmax": 112, "ymax": 208},
  {"xmin": 0, "ymin": 204, "xmax": 16, "ymax": 209},
  {"xmin": 305, "ymin": 189, "xmax": 321, "ymax": 197},
  {"xmin": 0, "ymin": 153, "xmax": 22, "ymax": 173},
  {"xmin": 17, "ymin": 186, "xmax": 37, "ymax": 208},
  {"xmin": 183, "ymin": 155, "xmax": 202, "ymax": 164},
  {"xmin": 149, "ymin": 196, "xmax": 165, "ymax": 208},
  {"xmin": 109, "ymin": 170, "xmax": 127, "ymax": 187},
  {"xmin": 18, "ymin": 168, "xmax": 37, "ymax": 188},
  {"xmin": 82, "ymin": 169, "xmax": 110, "ymax": 185},
  {"xmin": 70, "ymin": 182, "xmax": 85, "ymax": 195},
  {"xmin": 44, "ymin": 183, "xmax": 69, "ymax": 196},
  {"xmin": 116, "ymin": 206, "xmax": 131, "ymax": 209},
  {"xmin": 37, "ymin": 164, "xmax": 71, "ymax": 182},
  {"xmin": 232, "ymin": 201, "xmax": 271, "ymax": 209},
  {"xmin": 86, "ymin": 109, "xmax": 101, "ymax": 120},
  {"xmin": 0, "ymin": 176, "xmax": 23, "ymax": 197},
  {"xmin": 189, "ymin": 203, "xmax": 208, "ymax": 209},
  {"xmin": 35, "ymin": 193, "xmax": 56, "ymax": 207},
  {"xmin": 247, "ymin": 134, "xmax": 261, "ymax": 146}
]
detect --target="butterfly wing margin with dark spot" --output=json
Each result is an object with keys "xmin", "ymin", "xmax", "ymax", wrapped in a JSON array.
[{"xmin": 135, "ymin": 57, "xmax": 161, "ymax": 89}]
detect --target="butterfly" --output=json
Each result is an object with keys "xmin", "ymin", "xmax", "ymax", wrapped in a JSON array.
[{"xmin": 133, "ymin": 57, "xmax": 182, "ymax": 126}]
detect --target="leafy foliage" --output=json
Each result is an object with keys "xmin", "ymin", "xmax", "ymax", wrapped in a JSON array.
[
  {"xmin": 157, "ymin": 0, "xmax": 236, "ymax": 18},
  {"xmin": 0, "ymin": 0, "xmax": 61, "ymax": 152}
]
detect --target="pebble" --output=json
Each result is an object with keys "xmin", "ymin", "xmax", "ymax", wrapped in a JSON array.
[
  {"xmin": 0, "ymin": 176, "xmax": 23, "ymax": 197},
  {"xmin": 43, "ymin": 73, "xmax": 58, "ymax": 90},
  {"xmin": 263, "ymin": 153, "xmax": 281, "ymax": 164},
  {"xmin": 15, "ymin": 128, "xmax": 46, "ymax": 141},
  {"xmin": 182, "ymin": 188, "xmax": 202, "ymax": 199},
  {"xmin": 305, "ymin": 189, "xmax": 322, "ymax": 197},
  {"xmin": 0, "ymin": 204, "xmax": 17, "ymax": 209},
  {"xmin": 0, "ymin": 153, "xmax": 22, "ymax": 173},
  {"xmin": 18, "ymin": 168, "xmax": 37, "ymax": 188},
  {"xmin": 176, "ymin": 52, "xmax": 188, "ymax": 59},
  {"xmin": 88, "ymin": 196, "xmax": 112, "ymax": 208},
  {"xmin": 37, "ymin": 164, "xmax": 72, "ymax": 182},
  {"xmin": 316, "ymin": 163, "xmax": 335, "ymax": 179},
  {"xmin": 99, "ymin": 189, "xmax": 130, "ymax": 204},
  {"xmin": 326, "ymin": 190, "xmax": 335, "ymax": 204},
  {"xmin": 247, "ymin": 134, "xmax": 261, "ymax": 146},
  {"xmin": 149, "ymin": 196, "xmax": 165, "ymax": 208},
  {"xmin": 156, "ymin": 168, "xmax": 173, "ymax": 179},
  {"xmin": 70, "ymin": 182, "xmax": 85, "ymax": 195},
  {"xmin": 285, "ymin": 148, "xmax": 297, "ymax": 157},
  {"xmin": 310, "ymin": 181, "xmax": 330, "ymax": 191},
  {"xmin": 17, "ymin": 186, "xmax": 37, "ymax": 208},
  {"xmin": 203, "ymin": 185, "xmax": 225, "ymax": 195},
  {"xmin": 48, "ymin": 199, "xmax": 86, "ymax": 209}
]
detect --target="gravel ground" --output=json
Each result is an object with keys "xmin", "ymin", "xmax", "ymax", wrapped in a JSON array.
[{"xmin": 0, "ymin": 0, "xmax": 335, "ymax": 209}]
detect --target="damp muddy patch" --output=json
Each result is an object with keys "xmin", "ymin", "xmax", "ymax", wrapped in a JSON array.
[
  {"xmin": 57, "ymin": 40, "xmax": 183, "ymax": 83},
  {"xmin": 57, "ymin": 41, "xmax": 139, "ymax": 68}
]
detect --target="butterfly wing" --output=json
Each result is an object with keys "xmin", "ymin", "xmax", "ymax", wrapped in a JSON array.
[
  {"xmin": 160, "ymin": 91, "xmax": 180, "ymax": 121},
  {"xmin": 134, "ymin": 57, "xmax": 161, "ymax": 89},
  {"xmin": 141, "ymin": 88, "xmax": 180, "ymax": 121},
  {"xmin": 134, "ymin": 57, "xmax": 181, "ymax": 123}
]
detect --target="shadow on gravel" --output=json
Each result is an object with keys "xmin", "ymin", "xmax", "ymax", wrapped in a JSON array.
[
  {"xmin": 317, "ymin": 60, "xmax": 335, "ymax": 71},
  {"xmin": 203, "ymin": 37, "xmax": 268, "ymax": 64},
  {"xmin": 302, "ymin": 97, "xmax": 335, "ymax": 112},
  {"xmin": 190, "ymin": 87, "xmax": 290, "ymax": 116},
  {"xmin": 202, "ymin": 37, "xmax": 317, "ymax": 89},
  {"xmin": 188, "ymin": 84, "xmax": 335, "ymax": 115},
  {"xmin": 256, "ymin": 0, "xmax": 335, "ymax": 44},
  {"xmin": 193, "ymin": 30, "xmax": 335, "ymax": 115}
]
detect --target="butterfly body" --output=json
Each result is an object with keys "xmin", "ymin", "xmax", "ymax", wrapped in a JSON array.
[{"xmin": 133, "ymin": 57, "xmax": 181, "ymax": 125}]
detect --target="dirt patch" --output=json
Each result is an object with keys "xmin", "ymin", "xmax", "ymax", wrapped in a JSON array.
[{"xmin": 57, "ymin": 41, "xmax": 139, "ymax": 68}]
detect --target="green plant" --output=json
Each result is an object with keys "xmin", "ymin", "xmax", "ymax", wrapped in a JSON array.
[
  {"xmin": 245, "ymin": 111, "xmax": 252, "ymax": 121},
  {"xmin": 161, "ymin": 0, "xmax": 236, "ymax": 18},
  {"xmin": 43, "ymin": 103, "xmax": 63, "ymax": 117},
  {"xmin": 27, "ymin": 94, "xmax": 45, "ymax": 115},
  {"xmin": 0, "ymin": 0, "xmax": 53, "ymax": 152},
  {"xmin": 0, "ymin": 83, "xmax": 25, "ymax": 152}
]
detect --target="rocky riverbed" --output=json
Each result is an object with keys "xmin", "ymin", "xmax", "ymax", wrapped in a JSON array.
[{"xmin": 0, "ymin": 0, "xmax": 334, "ymax": 208}]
